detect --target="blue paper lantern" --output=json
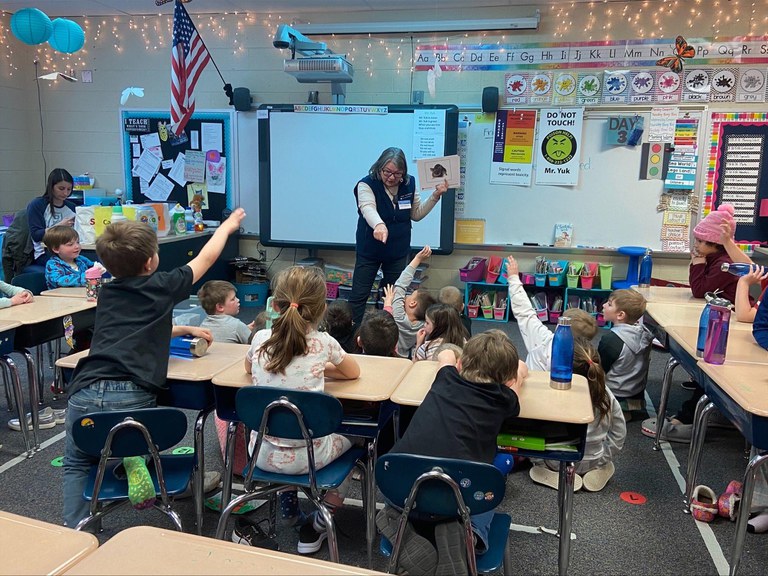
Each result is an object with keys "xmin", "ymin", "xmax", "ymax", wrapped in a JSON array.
[
  {"xmin": 48, "ymin": 18, "xmax": 85, "ymax": 54},
  {"xmin": 10, "ymin": 8, "xmax": 53, "ymax": 45}
]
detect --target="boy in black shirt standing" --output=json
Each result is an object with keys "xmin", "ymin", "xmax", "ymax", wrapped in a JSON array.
[{"xmin": 62, "ymin": 208, "xmax": 245, "ymax": 529}]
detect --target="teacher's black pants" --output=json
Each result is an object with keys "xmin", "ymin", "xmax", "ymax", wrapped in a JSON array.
[{"xmin": 349, "ymin": 253, "xmax": 408, "ymax": 326}]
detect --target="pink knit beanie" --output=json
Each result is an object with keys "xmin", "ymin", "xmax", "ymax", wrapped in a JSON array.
[{"xmin": 693, "ymin": 204, "xmax": 736, "ymax": 244}]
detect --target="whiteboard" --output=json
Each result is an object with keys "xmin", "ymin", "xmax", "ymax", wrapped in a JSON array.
[
  {"xmin": 254, "ymin": 104, "xmax": 458, "ymax": 254},
  {"xmin": 460, "ymin": 110, "xmax": 704, "ymax": 250}
]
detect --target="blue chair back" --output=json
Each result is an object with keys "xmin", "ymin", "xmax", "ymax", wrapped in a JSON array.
[
  {"xmin": 11, "ymin": 272, "xmax": 47, "ymax": 295},
  {"xmin": 235, "ymin": 386, "xmax": 343, "ymax": 440},
  {"xmin": 72, "ymin": 408, "xmax": 188, "ymax": 458},
  {"xmin": 376, "ymin": 453, "xmax": 506, "ymax": 517}
]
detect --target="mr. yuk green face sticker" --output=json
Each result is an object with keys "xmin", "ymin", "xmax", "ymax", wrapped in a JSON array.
[{"xmin": 542, "ymin": 130, "xmax": 577, "ymax": 165}]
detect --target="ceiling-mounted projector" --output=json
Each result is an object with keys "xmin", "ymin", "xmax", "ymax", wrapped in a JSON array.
[{"xmin": 283, "ymin": 56, "xmax": 354, "ymax": 83}]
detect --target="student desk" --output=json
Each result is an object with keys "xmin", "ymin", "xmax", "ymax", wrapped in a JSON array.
[
  {"xmin": 689, "ymin": 361, "xmax": 768, "ymax": 575},
  {"xmin": 211, "ymin": 354, "xmax": 413, "ymax": 564},
  {"xmin": 56, "ymin": 342, "xmax": 250, "ymax": 535},
  {"xmin": 646, "ymin": 304, "xmax": 760, "ymax": 451},
  {"xmin": 41, "ymin": 287, "xmax": 88, "ymax": 298},
  {"xmin": 637, "ymin": 286, "xmax": 704, "ymax": 306},
  {"xmin": 0, "ymin": 296, "xmax": 96, "ymax": 455},
  {"xmin": 391, "ymin": 363, "xmax": 593, "ymax": 576},
  {"xmin": 79, "ymin": 231, "xmax": 238, "ymax": 290},
  {"xmin": 62, "ymin": 525, "xmax": 384, "ymax": 575},
  {"xmin": 0, "ymin": 510, "xmax": 98, "ymax": 575}
]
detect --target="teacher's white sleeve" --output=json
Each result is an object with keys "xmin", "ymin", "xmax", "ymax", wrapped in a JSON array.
[
  {"xmin": 410, "ymin": 189, "xmax": 439, "ymax": 222},
  {"xmin": 356, "ymin": 182, "xmax": 384, "ymax": 229}
]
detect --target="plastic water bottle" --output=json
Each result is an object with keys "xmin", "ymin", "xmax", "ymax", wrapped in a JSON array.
[
  {"xmin": 185, "ymin": 207, "xmax": 195, "ymax": 232},
  {"xmin": 696, "ymin": 302, "xmax": 710, "ymax": 358},
  {"xmin": 550, "ymin": 316, "xmax": 574, "ymax": 390},
  {"xmin": 85, "ymin": 266, "xmax": 104, "ymax": 301},
  {"xmin": 110, "ymin": 205, "xmax": 127, "ymax": 224},
  {"xmin": 703, "ymin": 301, "xmax": 731, "ymax": 365},
  {"xmin": 638, "ymin": 249, "xmax": 653, "ymax": 287},
  {"xmin": 720, "ymin": 262, "xmax": 763, "ymax": 277}
]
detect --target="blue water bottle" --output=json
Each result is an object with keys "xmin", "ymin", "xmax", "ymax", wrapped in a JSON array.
[
  {"xmin": 550, "ymin": 316, "xmax": 574, "ymax": 390},
  {"xmin": 638, "ymin": 249, "xmax": 653, "ymax": 287},
  {"xmin": 720, "ymin": 262, "xmax": 762, "ymax": 277},
  {"xmin": 696, "ymin": 302, "xmax": 711, "ymax": 358}
]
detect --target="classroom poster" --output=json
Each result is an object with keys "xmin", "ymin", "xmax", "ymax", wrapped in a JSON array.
[
  {"xmin": 490, "ymin": 110, "xmax": 537, "ymax": 186},
  {"xmin": 534, "ymin": 108, "xmax": 584, "ymax": 186}
]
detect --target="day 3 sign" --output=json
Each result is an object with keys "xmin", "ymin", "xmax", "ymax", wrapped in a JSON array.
[{"xmin": 535, "ymin": 108, "xmax": 585, "ymax": 185}]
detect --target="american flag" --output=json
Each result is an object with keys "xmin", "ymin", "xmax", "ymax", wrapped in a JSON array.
[{"xmin": 170, "ymin": 0, "xmax": 210, "ymax": 135}]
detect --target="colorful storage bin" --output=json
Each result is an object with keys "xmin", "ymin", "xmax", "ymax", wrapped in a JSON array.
[{"xmin": 460, "ymin": 257, "xmax": 487, "ymax": 282}]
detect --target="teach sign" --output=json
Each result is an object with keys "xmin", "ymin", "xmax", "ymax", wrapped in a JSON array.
[{"xmin": 535, "ymin": 108, "xmax": 584, "ymax": 185}]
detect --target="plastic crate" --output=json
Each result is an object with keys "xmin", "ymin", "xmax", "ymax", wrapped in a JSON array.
[
  {"xmin": 459, "ymin": 257, "xmax": 487, "ymax": 282},
  {"xmin": 337, "ymin": 285, "xmax": 352, "ymax": 301},
  {"xmin": 485, "ymin": 256, "xmax": 503, "ymax": 284},
  {"xmin": 326, "ymin": 282, "xmax": 340, "ymax": 299},
  {"xmin": 235, "ymin": 281, "xmax": 269, "ymax": 308},
  {"xmin": 547, "ymin": 260, "xmax": 568, "ymax": 287},
  {"xmin": 467, "ymin": 304, "xmax": 480, "ymax": 318}
]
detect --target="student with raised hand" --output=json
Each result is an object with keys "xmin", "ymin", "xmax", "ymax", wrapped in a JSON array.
[
  {"xmin": 349, "ymin": 147, "xmax": 449, "ymax": 326},
  {"xmin": 27, "ymin": 168, "xmax": 77, "ymax": 270},
  {"xmin": 243, "ymin": 265, "xmax": 360, "ymax": 555},
  {"xmin": 62, "ymin": 207, "xmax": 245, "ymax": 530},
  {"xmin": 381, "ymin": 246, "xmax": 436, "ymax": 358},
  {"xmin": 506, "ymin": 255, "xmax": 625, "ymax": 492}
]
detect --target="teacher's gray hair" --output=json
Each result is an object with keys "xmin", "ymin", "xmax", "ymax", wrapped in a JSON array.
[{"xmin": 369, "ymin": 147, "xmax": 411, "ymax": 185}]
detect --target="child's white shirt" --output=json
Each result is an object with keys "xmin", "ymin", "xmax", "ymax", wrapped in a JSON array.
[{"xmin": 507, "ymin": 275, "xmax": 552, "ymax": 371}]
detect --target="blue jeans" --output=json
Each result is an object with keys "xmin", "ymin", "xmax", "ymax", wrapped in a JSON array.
[
  {"xmin": 349, "ymin": 253, "xmax": 408, "ymax": 326},
  {"xmin": 63, "ymin": 380, "xmax": 156, "ymax": 528}
]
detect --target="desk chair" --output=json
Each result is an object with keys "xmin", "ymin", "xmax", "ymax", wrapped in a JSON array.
[
  {"xmin": 71, "ymin": 408, "xmax": 196, "ymax": 533},
  {"xmin": 214, "ymin": 386, "xmax": 373, "ymax": 565},
  {"xmin": 375, "ymin": 454, "xmax": 513, "ymax": 576}
]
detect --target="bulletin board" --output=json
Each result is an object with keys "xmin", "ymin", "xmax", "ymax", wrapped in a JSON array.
[
  {"xmin": 458, "ymin": 107, "xmax": 706, "ymax": 251},
  {"xmin": 704, "ymin": 112, "xmax": 768, "ymax": 244},
  {"xmin": 120, "ymin": 109, "xmax": 236, "ymax": 219}
]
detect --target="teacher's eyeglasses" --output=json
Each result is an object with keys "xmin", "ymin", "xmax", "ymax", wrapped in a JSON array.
[{"xmin": 382, "ymin": 169, "xmax": 404, "ymax": 179}]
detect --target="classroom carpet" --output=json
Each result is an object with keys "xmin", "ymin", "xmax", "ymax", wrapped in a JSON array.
[{"xmin": 0, "ymin": 319, "xmax": 766, "ymax": 575}]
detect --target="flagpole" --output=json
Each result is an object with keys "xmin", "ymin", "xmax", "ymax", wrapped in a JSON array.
[{"xmin": 177, "ymin": 2, "xmax": 233, "ymax": 102}]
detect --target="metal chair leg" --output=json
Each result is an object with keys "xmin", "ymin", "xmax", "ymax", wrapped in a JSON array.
[
  {"xmin": 730, "ymin": 452, "xmax": 768, "ymax": 575},
  {"xmin": 654, "ymin": 356, "xmax": 679, "ymax": 450},
  {"xmin": 221, "ymin": 420, "xmax": 238, "ymax": 510},
  {"xmin": 684, "ymin": 397, "xmax": 714, "ymax": 511},
  {"xmin": 0, "ymin": 356, "xmax": 32, "ymax": 456}
]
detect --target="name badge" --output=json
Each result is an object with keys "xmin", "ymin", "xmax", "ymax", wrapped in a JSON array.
[{"xmin": 398, "ymin": 199, "xmax": 412, "ymax": 210}]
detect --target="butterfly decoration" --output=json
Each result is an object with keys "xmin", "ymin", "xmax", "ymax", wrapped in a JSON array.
[
  {"xmin": 656, "ymin": 35, "xmax": 695, "ymax": 74},
  {"xmin": 427, "ymin": 61, "xmax": 442, "ymax": 98},
  {"xmin": 120, "ymin": 87, "xmax": 145, "ymax": 105}
]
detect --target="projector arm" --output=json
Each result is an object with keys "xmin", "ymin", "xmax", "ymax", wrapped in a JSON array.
[{"xmin": 273, "ymin": 24, "xmax": 328, "ymax": 57}]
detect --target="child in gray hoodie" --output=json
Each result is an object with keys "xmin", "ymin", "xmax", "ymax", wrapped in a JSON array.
[{"xmin": 599, "ymin": 289, "xmax": 654, "ymax": 419}]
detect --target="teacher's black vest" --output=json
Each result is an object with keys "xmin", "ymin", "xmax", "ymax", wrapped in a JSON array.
[{"xmin": 354, "ymin": 175, "xmax": 414, "ymax": 261}]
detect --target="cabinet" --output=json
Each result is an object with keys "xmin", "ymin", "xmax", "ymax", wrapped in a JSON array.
[
  {"xmin": 462, "ymin": 280, "xmax": 613, "ymax": 326},
  {"xmin": 464, "ymin": 281, "xmax": 510, "ymax": 323},
  {"xmin": 81, "ymin": 231, "xmax": 238, "ymax": 291}
]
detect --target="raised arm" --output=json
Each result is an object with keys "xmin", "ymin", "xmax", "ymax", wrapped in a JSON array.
[{"xmin": 186, "ymin": 208, "xmax": 245, "ymax": 284}]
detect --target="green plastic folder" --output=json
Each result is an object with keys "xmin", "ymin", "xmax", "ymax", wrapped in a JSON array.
[{"xmin": 497, "ymin": 433, "xmax": 546, "ymax": 451}]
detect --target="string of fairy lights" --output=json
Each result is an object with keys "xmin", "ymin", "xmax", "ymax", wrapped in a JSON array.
[{"xmin": 1, "ymin": 1, "xmax": 767, "ymax": 79}]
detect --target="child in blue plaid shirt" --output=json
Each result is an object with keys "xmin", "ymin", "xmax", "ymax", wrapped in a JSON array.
[{"xmin": 43, "ymin": 226, "xmax": 105, "ymax": 289}]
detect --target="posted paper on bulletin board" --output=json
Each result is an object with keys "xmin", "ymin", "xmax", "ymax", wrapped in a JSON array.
[
  {"xmin": 535, "ymin": 108, "xmax": 585, "ymax": 185},
  {"xmin": 490, "ymin": 110, "xmax": 537, "ymax": 186},
  {"xmin": 455, "ymin": 219, "xmax": 485, "ymax": 244}
]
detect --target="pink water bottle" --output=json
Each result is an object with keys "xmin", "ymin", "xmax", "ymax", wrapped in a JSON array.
[
  {"xmin": 85, "ymin": 267, "xmax": 104, "ymax": 301},
  {"xmin": 703, "ymin": 299, "xmax": 731, "ymax": 365}
]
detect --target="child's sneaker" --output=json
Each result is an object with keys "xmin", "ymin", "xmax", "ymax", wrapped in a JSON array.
[
  {"xmin": 690, "ymin": 485, "xmax": 718, "ymax": 522},
  {"xmin": 297, "ymin": 512, "xmax": 328, "ymax": 554},
  {"xmin": 279, "ymin": 490, "xmax": 307, "ymax": 526},
  {"xmin": 53, "ymin": 408, "xmax": 66, "ymax": 425},
  {"xmin": 8, "ymin": 407, "xmax": 55, "ymax": 431},
  {"xmin": 231, "ymin": 516, "xmax": 279, "ymax": 550}
]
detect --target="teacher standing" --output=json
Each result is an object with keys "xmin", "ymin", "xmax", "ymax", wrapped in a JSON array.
[{"xmin": 350, "ymin": 147, "xmax": 449, "ymax": 326}]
